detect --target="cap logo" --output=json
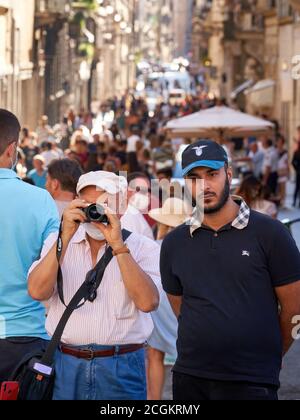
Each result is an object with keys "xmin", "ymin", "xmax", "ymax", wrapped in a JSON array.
[{"xmin": 192, "ymin": 146, "xmax": 208, "ymax": 157}]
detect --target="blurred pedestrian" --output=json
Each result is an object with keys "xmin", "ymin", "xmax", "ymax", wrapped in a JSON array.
[
  {"xmin": 36, "ymin": 115, "xmax": 51, "ymax": 145},
  {"xmin": 122, "ymin": 173, "xmax": 155, "ymax": 240},
  {"xmin": 292, "ymin": 141, "xmax": 300, "ymax": 208},
  {"xmin": 146, "ymin": 197, "xmax": 190, "ymax": 400},
  {"xmin": 234, "ymin": 140, "xmax": 264, "ymax": 179},
  {"xmin": 27, "ymin": 155, "xmax": 47, "ymax": 189},
  {"xmin": 41, "ymin": 141, "xmax": 61, "ymax": 168},
  {"xmin": 276, "ymin": 135, "xmax": 289, "ymax": 208},
  {"xmin": 46, "ymin": 158, "xmax": 83, "ymax": 218},
  {"xmin": 20, "ymin": 128, "xmax": 40, "ymax": 172},
  {"xmin": 262, "ymin": 137, "xmax": 279, "ymax": 195},
  {"xmin": 237, "ymin": 175, "xmax": 278, "ymax": 219}
]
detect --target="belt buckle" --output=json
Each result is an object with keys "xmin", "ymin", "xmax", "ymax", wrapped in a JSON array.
[{"xmin": 82, "ymin": 349, "xmax": 94, "ymax": 361}]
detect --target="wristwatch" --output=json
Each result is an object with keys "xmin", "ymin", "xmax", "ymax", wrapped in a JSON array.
[{"xmin": 112, "ymin": 244, "xmax": 131, "ymax": 257}]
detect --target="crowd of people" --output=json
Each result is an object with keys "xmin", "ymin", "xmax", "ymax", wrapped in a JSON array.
[
  {"xmin": 14, "ymin": 94, "xmax": 300, "ymax": 222},
  {"xmin": 0, "ymin": 91, "xmax": 300, "ymax": 401}
]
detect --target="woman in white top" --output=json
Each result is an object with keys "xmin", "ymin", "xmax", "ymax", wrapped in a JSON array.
[
  {"xmin": 237, "ymin": 175, "xmax": 278, "ymax": 219},
  {"xmin": 147, "ymin": 198, "xmax": 190, "ymax": 400}
]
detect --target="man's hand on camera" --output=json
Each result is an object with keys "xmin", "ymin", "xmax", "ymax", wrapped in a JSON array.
[
  {"xmin": 92, "ymin": 207, "xmax": 124, "ymax": 251},
  {"xmin": 62, "ymin": 199, "xmax": 88, "ymax": 242}
]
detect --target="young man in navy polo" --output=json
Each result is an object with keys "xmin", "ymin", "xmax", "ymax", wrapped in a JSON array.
[{"xmin": 160, "ymin": 139, "xmax": 300, "ymax": 401}]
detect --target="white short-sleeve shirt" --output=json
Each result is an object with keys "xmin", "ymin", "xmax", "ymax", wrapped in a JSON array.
[{"xmin": 29, "ymin": 227, "xmax": 162, "ymax": 346}]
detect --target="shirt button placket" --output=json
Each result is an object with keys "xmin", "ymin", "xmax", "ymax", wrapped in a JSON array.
[{"xmin": 211, "ymin": 232, "xmax": 218, "ymax": 250}]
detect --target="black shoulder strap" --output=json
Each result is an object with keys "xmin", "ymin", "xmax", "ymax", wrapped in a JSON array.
[
  {"xmin": 41, "ymin": 229, "xmax": 132, "ymax": 366},
  {"xmin": 56, "ymin": 224, "xmax": 131, "ymax": 307}
]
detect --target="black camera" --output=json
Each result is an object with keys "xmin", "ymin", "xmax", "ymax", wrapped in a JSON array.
[{"xmin": 82, "ymin": 204, "xmax": 109, "ymax": 224}]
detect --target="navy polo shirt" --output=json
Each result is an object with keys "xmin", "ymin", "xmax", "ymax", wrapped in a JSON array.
[{"xmin": 160, "ymin": 207, "xmax": 300, "ymax": 387}]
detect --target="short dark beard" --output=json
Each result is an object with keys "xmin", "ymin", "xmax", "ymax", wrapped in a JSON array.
[{"xmin": 204, "ymin": 177, "xmax": 230, "ymax": 215}]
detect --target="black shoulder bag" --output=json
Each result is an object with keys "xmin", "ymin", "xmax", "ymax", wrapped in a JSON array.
[{"xmin": 10, "ymin": 227, "xmax": 132, "ymax": 401}]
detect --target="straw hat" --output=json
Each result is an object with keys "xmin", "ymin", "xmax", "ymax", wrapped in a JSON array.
[{"xmin": 149, "ymin": 197, "xmax": 190, "ymax": 228}]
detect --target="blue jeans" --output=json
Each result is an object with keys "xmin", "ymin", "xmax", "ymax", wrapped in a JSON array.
[{"xmin": 52, "ymin": 344, "xmax": 147, "ymax": 400}]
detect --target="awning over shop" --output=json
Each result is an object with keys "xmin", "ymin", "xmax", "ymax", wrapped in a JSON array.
[
  {"xmin": 230, "ymin": 80, "xmax": 254, "ymax": 100},
  {"xmin": 245, "ymin": 79, "xmax": 275, "ymax": 108}
]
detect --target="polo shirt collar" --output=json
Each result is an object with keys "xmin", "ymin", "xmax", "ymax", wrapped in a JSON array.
[
  {"xmin": 0, "ymin": 169, "xmax": 21, "ymax": 180},
  {"xmin": 189, "ymin": 195, "xmax": 250, "ymax": 237}
]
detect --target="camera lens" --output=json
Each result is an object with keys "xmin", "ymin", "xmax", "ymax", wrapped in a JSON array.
[
  {"xmin": 86, "ymin": 204, "xmax": 108, "ymax": 224},
  {"xmin": 88, "ymin": 205, "xmax": 101, "ymax": 220}
]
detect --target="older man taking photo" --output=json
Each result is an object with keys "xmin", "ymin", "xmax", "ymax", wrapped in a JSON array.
[{"xmin": 28, "ymin": 171, "xmax": 161, "ymax": 400}]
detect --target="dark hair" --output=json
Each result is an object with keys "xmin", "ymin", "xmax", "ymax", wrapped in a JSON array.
[
  {"xmin": 127, "ymin": 153, "xmax": 141, "ymax": 174},
  {"xmin": 157, "ymin": 167, "xmax": 173, "ymax": 179},
  {"xmin": 22, "ymin": 127, "xmax": 30, "ymax": 138},
  {"xmin": 41, "ymin": 141, "xmax": 52, "ymax": 151},
  {"xmin": 127, "ymin": 172, "xmax": 151, "ymax": 184},
  {"xmin": 276, "ymin": 134, "xmax": 285, "ymax": 144},
  {"xmin": 48, "ymin": 158, "xmax": 83, "ymax": 194},
  {"xmin": 0, "ymin": 109, "xmax": 21, "ymax": 155},
  {"xmin": 236, "ymin": 176, "xmax": 262, "ymax": 207}
]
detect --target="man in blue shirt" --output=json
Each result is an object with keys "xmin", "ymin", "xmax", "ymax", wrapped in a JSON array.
[
  {"xmin": 27, "ymin": 155, "xmax": 47, "ymax": 189},
  {"xmin": 0, "ymin": 109, "xmax": 59, "ymax": 382}
]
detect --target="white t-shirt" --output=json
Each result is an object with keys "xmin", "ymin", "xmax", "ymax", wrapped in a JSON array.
[
  {"xmin": 41, "ymin": 150, "xmax": 60, "ymax": 167},
  {"xmin": 29, "ymin": 228, "xmax": 161, "ymax": 345},
  {"xmin": 121, "ymin": 205, "xmax": 154, "ymax": 240},
  {"xmin": 262, "ymin": 147, "xmax": 279, "ymax": 174},
  {"xmin": 127, "ymin": 135, "xmax": 140, "ymax": 153},
  {"xmin": 278, "ymin": 151, "xmax": 289, "ymax": 183},
  {"xmin": 248, "ymin": 150, "xmax": 265, "ymax": 178}
]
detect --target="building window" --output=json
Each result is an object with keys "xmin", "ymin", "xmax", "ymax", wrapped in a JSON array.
[{"xmin": 277, "ymin": 0, "xmax": 293, "ymax": 18}]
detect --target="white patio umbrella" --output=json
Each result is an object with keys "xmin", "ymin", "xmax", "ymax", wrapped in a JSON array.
[{"xmin": 166, "ymin": 106, "xmax": 275, "ymax": 139}]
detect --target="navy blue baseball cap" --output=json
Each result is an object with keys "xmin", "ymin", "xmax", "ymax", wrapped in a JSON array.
[{"xmin": 182, "ymin": 139, "xmax": 229, "ymax": 176}]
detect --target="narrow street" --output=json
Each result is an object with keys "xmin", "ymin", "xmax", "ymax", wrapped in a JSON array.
[{"xmin": 1, "ymin": 0, "xmax": 300, "ymax": 403}]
